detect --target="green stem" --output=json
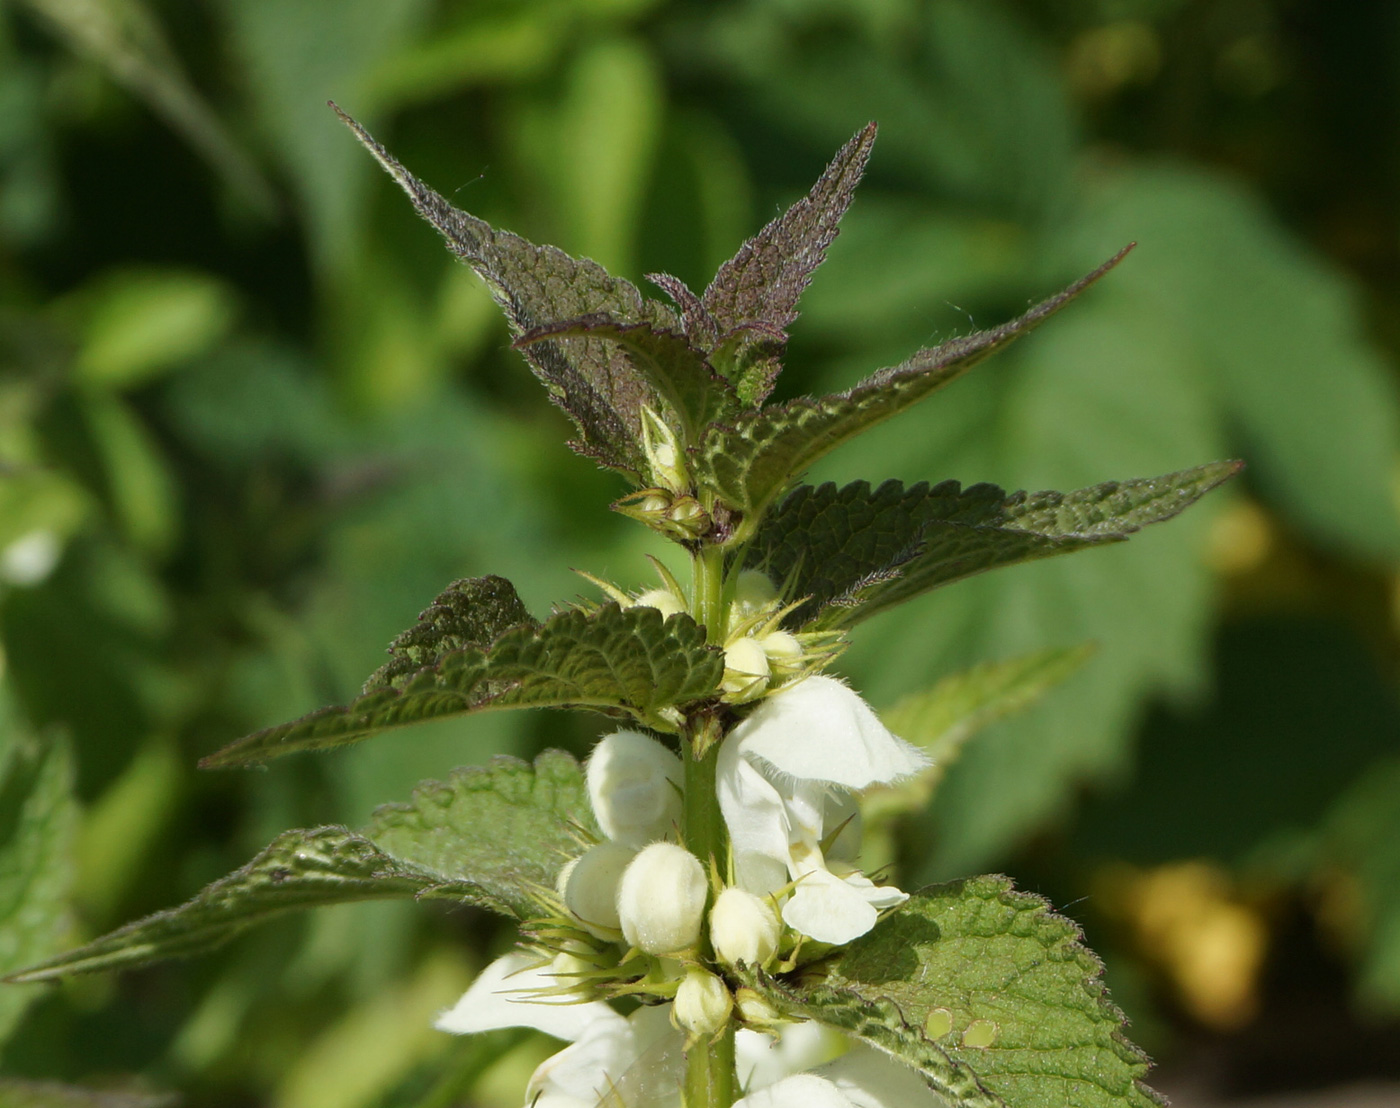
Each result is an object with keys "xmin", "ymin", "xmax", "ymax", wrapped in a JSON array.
[{"xmin": 680, "ymin": 546, "xmax": 738, "ymax": 1108}]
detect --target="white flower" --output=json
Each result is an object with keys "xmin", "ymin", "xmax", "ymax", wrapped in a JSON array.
[
  {"xmin": 733, "ymin": 1043, "xmax": 946, "ymax": 1108},
  {"xmin": 586, "ymin": 731, "xmax": 683, "ymax": 847},
  {"xmin": 436, "ymin": 952, "xmax": 681, "ymax": 1108},
  {"xmin": 710, "ymin": 887, "xmax": 781, "ymax": 968},
  {"xmin": 717, "ymin": 675, "xmax": 926, "ymax": 945},
  {"xmin": 562, "ymin": 840, "xmax": 634, "ymax": 938},
  {"xmin": 673, "ymin": 966, "xmax": 732, "ymax": 1036},
  {"xmin": 617, "ymin": 842, "xmax": 708, "ymax": 954}
]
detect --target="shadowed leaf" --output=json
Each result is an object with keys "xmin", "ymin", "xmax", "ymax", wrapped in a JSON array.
[
  {"xmin": 516, "ymin": 315, "xmax": 736, "ymax": 442},
  {"xmin": 335, "ymin": 105, "xmax": 677, "ymax": 475},
  {"xmin": 701, "ymin": 248, "xmax": 1133, "ymax": 530},
  {"xmin": 6, "ymin": 752, "xmax": 592, "ymax": 982},
  {"xmin": 754, "ymin": 876, "xmax": 1164, "ymax": 1108},
  {"xmin": 748, "ymin": 460, "xmax": 1239, "ymax": 627},
  {"xmin": 202, "ymin": 605, "xmax": 722, "ymax": 767}
]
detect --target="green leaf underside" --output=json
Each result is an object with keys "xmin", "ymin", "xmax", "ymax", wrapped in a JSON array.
[
  {"xmin": 886, "ymin": 645, "xmax": 1095, "ymax": 768},
  {"xmin": 701, "ymin": 123, "xmax": 878, "ymax": 406},
  {"xmin": 702, "ymin": 247, "xmax": 1134, "ymax": 523},
  {"xmin": 749, "ymin": 461, "xmax": 1241, "ymax": 629},
  {"xmin": 516, "ymin": 315, "xmax": 736, "ymax": 442},
  {"xmin": 0, "ymin": 1080, "xmax": 176, "ymax": 1108},
  {"xmin": 369, "ymin": 575, "xmax": 536, "ymax": 689},
  {"xmin": 773, "ymin": 875, "xmax": 1164, "ymax": 1108},
  {"xmin": 7, "ymin": 752, "xmax": 591, "ymax": 982},
  {"xmin": 202, "ymin": 604, "xmax": 722, "ymax": 768},
  {"xmin": 334, "ymin": 105, "xmax": 678, "ymax": 475}
]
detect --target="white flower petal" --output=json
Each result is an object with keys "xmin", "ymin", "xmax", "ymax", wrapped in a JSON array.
[
  {"xmin": 736, "ymin": 1021, "xmax": 845, "ymax": 1092},
  {"xmin": 587, "ymin": 732, "xmax": 683, "ymax": 847},
  {"xmin": 718, "ymin": 732, "xmax": 793, "ymax": 895},
  {"xmin": 434, "ymin": 952, "xmax": 623, "ymax": 1040},
  {"xmin": 781, "ymin": 871, "xmax": 879, "ymax": 945},
  {"xmin": 817, "ymin": 1043, "xmax": 948, "ymax": 1108},
  {"xmin": 734, "ymin": 1074, "xmax": 853, "ymax": 1108},
  {"xmin": 728, "ymin": 676, "xmax": 926, "ymax": 790}
]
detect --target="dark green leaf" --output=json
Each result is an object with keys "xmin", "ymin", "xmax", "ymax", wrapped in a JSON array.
[
  {"xmin": 0, "ymin": 1080, "xmax": 176, "ymax": 1108},
  {"xmin": 7, "ymin": 751, "xmax": 591, "ymax": 981},
  {"xmin": 700, "ymin": 122, "xmax": 877, "ymax": 403},
  {"xmin": 202, "ymin": 604, "xmax": 721, "ymax": 767},
  {"xmin": 701, "ymin": 248, "xmax": 1131, "ymax": 531},
  {"xmin": 750, "ymin": 462, "xmax": 1239, "ymax": 628},
  {"xmin": 368, "ymin": 575, "xmax": 535, "ymax": 690},
  {"xmin": 516, "ymin": 314, "xmax": 736, "ymax": 442},
  {"xmin": 760, "ymin": 876, "xmax": 1163, "ymax": 1108},
  {"xmin": 336, "ymin": 106, "xmax": 677, "ymax": 475}
]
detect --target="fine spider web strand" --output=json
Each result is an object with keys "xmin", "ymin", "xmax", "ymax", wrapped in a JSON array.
[{"xmin": 597, "ymin": 1022, "xmax": 686, "ymax": 1108}]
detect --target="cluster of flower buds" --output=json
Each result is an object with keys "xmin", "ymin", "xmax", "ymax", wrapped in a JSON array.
[
  {"xmin": 718, "ymin": 571, "xmax": 843, "ymax": 704},
  {"xmin": 435, "ymin": 672, "xmax": 936, "ymax": 1106},
  {"xmin": 612, "ymin": 408, "xmax": 713, "ymax": 542}
]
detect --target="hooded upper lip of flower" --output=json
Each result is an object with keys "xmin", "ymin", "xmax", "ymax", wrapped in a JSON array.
[{"xmin": 716, "ymin": 675, "xmax": 928, "ymax": 946}]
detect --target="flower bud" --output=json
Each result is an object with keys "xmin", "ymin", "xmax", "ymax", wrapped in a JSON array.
[
  {"xmin": 722, "ymin": 637, "xmax": 771, "ymax": 700},
  {"xmin": 710, "ymin": 887, "xmax": 781, "ymax": 968},
  {"xmin": 633, "ymin": 588, "xmax": 687, "ymax": 619},
  {"xmin": 760, "ymin": 630, "xmax": 803, "ymax": 670},
  {"xmin": 734, "ymin": 988, "xmax": 779, "ymax": 1026},
  {"xmin": 617, "ymin": 842, "xmax": 707, "ymax": 954},
  {"xmin": 674, "ymin": 966, "xmax": 732, "ymax": 1037},
  {"xmin": 587, "ymin": 731, "xmax": 683, "ymax": 847},
  {"xmin": 563, "ymin": 840, "xmax": 634, "ymax": 938},
  {"xmin": 733, "ymin": 569, "xmax": 777, "ymax": 616}
]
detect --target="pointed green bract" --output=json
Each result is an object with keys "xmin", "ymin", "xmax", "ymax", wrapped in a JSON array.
[
  {"xmin": 515, "ymin": 314, "xmax": 736, "ymax": 443},
  {"xmin": 748, "ymin": 461, "xmax": 1240, "ymax": 627},
  {"xmin": 7, "ymin": 752, "xmax": 592, "ymax": 982},
  {"xmin": 758, "ymin": 876, "xmax": 1164, "ymax": 1108},
  {"xmin": 369, "ymin": 575, "xmax": 536, "ymax": 689},
  {"xmin": 202, "ymin": 604, "xmax": 722, "ymax": 767},
  {"xmin": 700, "ymin": 249, "xmax": 1133, "ymax": 532},
  {"xmin": 335, "ymin": 106, "xmax": 677, "ymax": 476}
]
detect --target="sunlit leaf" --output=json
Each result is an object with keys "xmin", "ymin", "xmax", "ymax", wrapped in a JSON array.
[
  {"xmin": 202, "ymin": 604, "xmax": 721, "ymax": 767},
  {"xmin": 754, "ymin": 875, "xmax": 1163, "ymax": 1108},
  {"xmin": 7, "ymin": 751, "xmax": 592, "ymax": 981}
]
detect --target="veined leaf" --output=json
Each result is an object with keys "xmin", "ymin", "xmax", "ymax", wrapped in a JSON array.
[
  {"xmin": 700, "ymin": 248, "xmax": 1132, "ymax": 530},
  {"xmin": 516, "ymin": 314, "xmax": 736, "ymax": 442},
  {"xmin": 750, "ymin": 462, "xmax": 1239, "ymax": 628},
  {"xmin": 335, "ymin": 106, "xmax": 677, "ymax": 475},
  {"xmin": 6, "ymin": 751, "xmax": 591, "ymax": 982},
  {"xmin": 700, "ymin": 122, "xmax": 877, "ymax": 403},
  {"xmin": 368, "ymin": 575, "xmax": 535, "ymax": 689},
  {"xmin": 757, "ymin": 875, "xmax": 1163, "ymax": 1108},
  {"xmin": 202, "ymin": 604, "xmax": 721, "ymax": 767}
]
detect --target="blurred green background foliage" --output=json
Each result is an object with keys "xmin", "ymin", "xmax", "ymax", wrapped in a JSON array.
[{"xmin": 3, "ymin": 0, "xmax": 1400, "ymax": 1104}]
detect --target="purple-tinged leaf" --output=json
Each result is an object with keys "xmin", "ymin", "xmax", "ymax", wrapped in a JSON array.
[
  {"xmin": 700, "ymin": 123, "xmax": 877, "ymax": 402},
  {"xmin": 647, "ymin": 272, "xmax": 719, "ymax": 346},
  {"xmin": 517, "ymin": 315, "xmax": 736, "ymax": 441},
  {"xmin": 699, "ymin": 247, "xmax": 1134, "ymax": 533},
  {"xmin": 334, "ymin": 104, "xmax": 676, "ymax": 475}
]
